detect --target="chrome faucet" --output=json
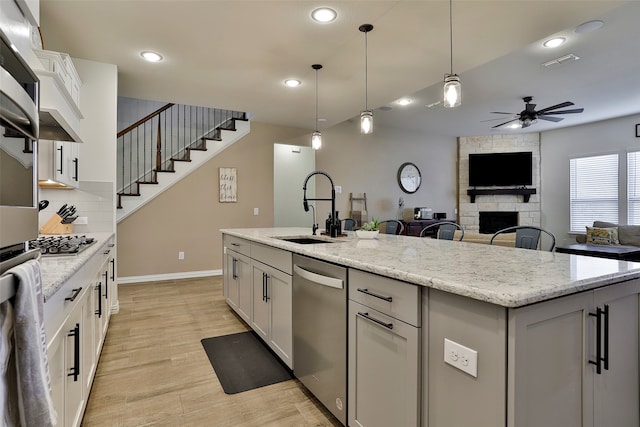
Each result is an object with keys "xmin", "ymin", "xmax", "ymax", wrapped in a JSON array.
[{"xmin": 303, "ymin": 171, "xmax": 338, "ymax": 238}]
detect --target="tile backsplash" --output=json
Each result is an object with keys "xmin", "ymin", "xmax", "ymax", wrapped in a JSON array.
[{"xmin": 39, "ymin": 181, "xmax": 114, "ymax": 234}]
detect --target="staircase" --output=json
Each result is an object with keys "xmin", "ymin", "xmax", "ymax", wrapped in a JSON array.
[{"xmin": 116, "ymin": 103, "xmax": 250, "ymax": 223}]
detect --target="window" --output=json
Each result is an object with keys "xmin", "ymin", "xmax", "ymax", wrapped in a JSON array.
[
  {"xmin": 569, "ymin": 154, "xmax": 619, "ymax": 232},
  {"xmin": 628, "ymin": 152, "xmax": 640, "ymax": 225}
]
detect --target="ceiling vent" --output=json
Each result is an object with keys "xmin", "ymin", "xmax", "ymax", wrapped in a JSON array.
[{"xmin": 542, "ymin": 53, "xmax": 580, "ymax": 68}]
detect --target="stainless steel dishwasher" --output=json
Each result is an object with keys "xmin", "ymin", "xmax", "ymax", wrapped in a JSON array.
[{"xmin": 293, "ymin": 254, "xmax": 348, "ymax": 426}]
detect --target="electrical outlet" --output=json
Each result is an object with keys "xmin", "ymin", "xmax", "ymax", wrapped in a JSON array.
[
  {"xmin": 178, "ymin": 251, "xmax": 185, "ymax": 260},
  {"xmin": 444, "ymin": 338, "xmax": 478, "ymax": 377},
  {"xmin": 335, "ymin": 185, "xmax": 342, "ymax": 194},
  {"xmin": 253, "ymin": 207, "xmax": 259, "ymax": 215}
]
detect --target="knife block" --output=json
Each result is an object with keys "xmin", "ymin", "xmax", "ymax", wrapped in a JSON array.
[{"xmin": 40, "ymin": 214, "xmax": 73, "ymax": 235}]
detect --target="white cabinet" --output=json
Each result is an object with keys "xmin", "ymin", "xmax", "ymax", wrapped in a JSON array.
[
  {"xmin": 224, "ymin": 249, "xmax": 251, "ymax": 322},
  {"xmin": 348, "ymin": 270, "xmax": 421, "ymax": 427},
  {"xmin": 221, "ymin": 234, "xmax": 293, "ymax": 369},
  {"xmin": 250, "ymin": 259, "xmax": 292, "ymax": 368},
  {"xmin": 45, "ymin": 236, "xmax": 115, "ymax": 426},
  {"xmin": 508, "ymin": 279, "xmax": 640, "ymax": 427},
  {"xmin": 46, "ymin": 284, "xmax": 90, "ymax": 427},
  {"xmin": 38, "ymin": 140, "xmax": 80, "ymax": 188}
]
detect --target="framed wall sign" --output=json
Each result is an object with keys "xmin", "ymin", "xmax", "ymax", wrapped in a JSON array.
[
  {"xmin": 636, "ymin": 124, "xmax": 640, "ymax": 137},
  {"xmin": 219, "ymin": 167, "xmax": 237, "ymax": 202}
]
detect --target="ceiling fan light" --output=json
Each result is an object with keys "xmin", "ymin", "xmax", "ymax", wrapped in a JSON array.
[
  {"xmin": 360, "ymin": 110, "xmax": 373, "ymax": 134},
  {"xmin": 311, "ymin": 131, "xmax": 322, "ymax": 150},
  {"xmin": 443, "ymin": 74, "xmax": 461, "ymax": 108}
]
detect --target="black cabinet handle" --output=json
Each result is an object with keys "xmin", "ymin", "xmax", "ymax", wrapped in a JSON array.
[
  {"xmin": 357, "ymin": 311, "xmax": 393, "ymax": 330},
  {"xmin": 67, "ymin": 323, "xmax": 80, "ymax": 381},
  {"xmin": 264, "ymin": 273, "xmax": 270, "ymax": 302},
  {"xmin": 110, "ymin": 259, "xmax": 115, "ymax": 281},
  {"xmin": 603, "ymin": 304, "xmax": 609, "ymax": 371},
  {"xmin": 262, "ymin": 272, "xmax": 267, "ymax": 302},
  {"xmin": 230, "ymin": 242, "xmax": 240, "ymax": 247},
  {"xmin": 357, "ymin": 288, "xmax": 393, "ymax": 302},
  {"xmin": 57, "ymin": 145, "xmax": 63, "ymax": 174},
  {"xmin": 72, "ymin": 157, "xmax": 78, "ymax": 181},
  {"xmin": 95, "ymin": 282, "xmax": 102, "ymax": 318},
  {"xmin": 589, "ymin": 307, "xmax": 603, "ymax": 374},
  {"xmin": 104, "ymin": 271, "xmax": 109, "ymax": 299},
  {"xmin": 65, "ymin": 287, "xmax": 83, "ymax": 302},
  {"xmin": 232, "ymin": 258, "xmax": 237, "ymax": 279}
]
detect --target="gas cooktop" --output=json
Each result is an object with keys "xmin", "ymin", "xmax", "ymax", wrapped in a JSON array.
[{"xmin": 29, "ymin": 235, "xmax": 96, "ymax": 256}]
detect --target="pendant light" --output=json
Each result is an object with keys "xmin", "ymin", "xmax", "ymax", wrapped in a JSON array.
[
  {"xmin": 443, "ymin": 0, "xmax": 461, "ymax": 108},
  {"xmin": 311, "ymin": 64, "xmax": 323, "ymax": 150},
  {"xmin": 359, "ymin": 24, "xmax": 374, "ymax": 134}
]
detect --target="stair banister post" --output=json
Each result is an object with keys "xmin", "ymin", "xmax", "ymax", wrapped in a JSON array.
[{"xmin": 156, "ymin": 117, "xmax": 162, "ymax": 171}]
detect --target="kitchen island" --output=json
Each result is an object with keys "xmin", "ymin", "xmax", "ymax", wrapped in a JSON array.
[{"xmin": 221, "ymin": 227, "xmax": 640, "ymax": 427}]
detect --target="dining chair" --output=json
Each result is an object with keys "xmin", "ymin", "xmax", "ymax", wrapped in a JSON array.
[
  {"xmin": 490, "ymin": 226, "xmax": 556, "ymax": 251},
  {"xmin": 343, "ymin": 218, "xmax": 357, "ymax": 231},
  {"xmin": 378, "ymin": 220, "xmax": 404, "ymax": 235},
  {"xmin": 419, "ymin": 222, "xmax": 464, "ymax": 241}
]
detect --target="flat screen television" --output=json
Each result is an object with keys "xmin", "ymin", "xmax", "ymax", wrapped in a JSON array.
[{"xmin": 468, "ymin": 152, "xmax": 533, "ymax": 187}]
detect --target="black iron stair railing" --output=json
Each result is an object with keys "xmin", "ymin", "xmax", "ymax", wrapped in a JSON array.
[{"xmin": 117, "ymin": 103, "xmax": 247, "ymax": 209}]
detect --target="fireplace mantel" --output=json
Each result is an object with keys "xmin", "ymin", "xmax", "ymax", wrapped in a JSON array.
[{"xmin": 467, "ymin": 188, "xmax": 537, "ymax": 203}]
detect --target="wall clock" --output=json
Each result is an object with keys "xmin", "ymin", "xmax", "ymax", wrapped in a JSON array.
[{"xmin": 397, "ymin": 162, "xmax": 422, "ymax": 194}]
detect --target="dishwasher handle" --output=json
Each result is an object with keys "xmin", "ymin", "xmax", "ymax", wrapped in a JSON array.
[{"xmin": 294, "ymin": 264, "xmax": 343, "ymax": 290}]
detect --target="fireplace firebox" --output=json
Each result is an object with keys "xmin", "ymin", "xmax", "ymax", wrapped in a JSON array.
[{"xmin": 479, "ymin": 211, "xmax": 518, "ymax": 234}]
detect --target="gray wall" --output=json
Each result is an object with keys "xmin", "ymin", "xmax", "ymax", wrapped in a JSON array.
[
  {"xmin": 273, "ymin": 143, "xmax": 316, "ymax": 227},
  {"xmin": 541, "ymin": 113, "xmax": 640, "ymax": 246},
  {"xmin": 285, "ymin": 120, "xmax": 458, "ymax": 224}
]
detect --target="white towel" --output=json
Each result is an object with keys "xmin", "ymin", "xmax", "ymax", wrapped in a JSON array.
[
  {"xmin": 3, "ymin": 260, "xmax": 56, "ymax": 427},
  {"xmin": 0, "ymin": 301, "xmax": 19, "ymax": 426}
]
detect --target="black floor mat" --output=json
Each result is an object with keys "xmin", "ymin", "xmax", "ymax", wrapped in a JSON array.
[{"xmin": 201, "ymin": 331, "xmax": 293, "ymax": 394}]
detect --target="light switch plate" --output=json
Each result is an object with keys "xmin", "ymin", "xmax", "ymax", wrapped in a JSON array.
[
  {"xmin": 444, "ymin": 338, "xmax": 478, "ymax": 377},
  {"xmin": 335, "ymin": 185, "xmax": 342, "ymax": 194}
]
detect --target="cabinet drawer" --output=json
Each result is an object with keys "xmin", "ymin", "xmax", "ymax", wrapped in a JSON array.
[
  {"xmin": 223, "ymin": 234, "xmax": 251, "ymax": 257},
  {"xmin": 251, "ymin": 242, "xmax": 292, "ymax": 275},
  {"xmin": 349, "ymin": 269, "xmax": 420, "ymax": 327}
]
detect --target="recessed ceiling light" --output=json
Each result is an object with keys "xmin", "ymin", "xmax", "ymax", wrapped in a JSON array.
[
  {"xmin": 311, "ymin": 7, "xmax": 337, "ymax": 23},
  {"xmin": 140, "ymin": 51, "xmax": 163, "ymax": 62},
  {"xmin": 543, "ymin": 37, "xmax": 566, "ymax": 48},
  {"xmin": 575, "ymin": 20, "xmax": 604, "ymax": 34},
  {"xmin": 396, "ymin": 99, "xmax": 412, "ymax": 106},
  {"xmin": 284, "ymin": 79, "xmax": 301, "ymax": 87}
]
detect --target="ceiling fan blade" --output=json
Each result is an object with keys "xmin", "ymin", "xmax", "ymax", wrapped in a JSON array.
[
  {"xmin": 537, "ymin": 116, "xmax": 564, "ymax": 122},
  {"xmin": 536, "ymin": 101, "xmax": 574, "ymax": 114},
  {"xmin": 492, "ymin": 119, "xmax": 518, "ymax": 128},
  {"xmin": 481, "ymin": 116, "xmax": 517, "ymax": 122},
  {"xmin": 489, "ymin": 111, "xmax": 515, "ymax": 115},
  {"xmin": 541, "ymin": 108, "xmax": 584, "ymax": 115}
]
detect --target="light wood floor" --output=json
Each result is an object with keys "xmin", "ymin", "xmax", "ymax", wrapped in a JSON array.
[{"xmin": 82, "ymin": 277, "xmax": 342, "ymax": 427}]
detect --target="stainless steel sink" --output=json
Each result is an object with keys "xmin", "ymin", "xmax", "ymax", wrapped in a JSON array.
[{"xmin": 276, "ymin": 236, "xmax": 335, "ymax": 245}]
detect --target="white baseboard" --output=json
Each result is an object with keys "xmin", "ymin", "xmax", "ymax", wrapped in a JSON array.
[{"xmin": 118, "ymin": 269, "xmax": 222, "ymax": 284}]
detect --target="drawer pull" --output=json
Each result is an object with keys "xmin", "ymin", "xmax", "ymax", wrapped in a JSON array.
[
  {"xmin": 67, "ymin": 323, "xmax": 80, "ymax": 382},
  {"xmin": 357, "ymin": 311, "xmax": 393, "ymax": 330},
  {"xmin": 65, "ymin": 287, "xmax": 83, "ymax": 302},
  {"xmin": 230, "ymin": 242, "xmax": 240, "ymax": 247},
  {"xmin": 357, "ymin": 288, "xmax": 392, "ymax": 302}
]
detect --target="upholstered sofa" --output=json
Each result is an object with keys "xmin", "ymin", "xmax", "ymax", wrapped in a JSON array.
[{"xmin": 575, "ymin": 221, "xmax": 640, "ymax": 248}]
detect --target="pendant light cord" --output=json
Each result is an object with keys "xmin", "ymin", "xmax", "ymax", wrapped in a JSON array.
[
  {"xmin": 449, "ymin": 0, "xmax": 453, "ymax": 74},
  {"xmin": 315, "ymin": 68, "xmax": 319, "ymax": 132},
  {"xmin": 365, "ymin": 30, "xmax": 369, "ymax": 110}
]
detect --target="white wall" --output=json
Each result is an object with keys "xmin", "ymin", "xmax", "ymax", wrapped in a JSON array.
[
  {"xmin": 284, "ymin": 121, "xmax": 458, "ymax": 224},
  {"xmin": 541, "ymin": 113, "xmax": 640, "ymax": 246}
]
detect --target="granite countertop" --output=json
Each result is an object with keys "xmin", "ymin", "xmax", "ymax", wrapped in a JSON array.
[
  {"xmin": 40, "ymin": 232, "xmax": 115, "ymax": 301},
  {"xmin": 221, "ymin": 227, "xmax": 640, "ymax": 308}
]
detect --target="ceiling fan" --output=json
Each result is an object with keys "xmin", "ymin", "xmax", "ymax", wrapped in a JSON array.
[{"xmin": 487, "ymin": 96, "xmax": 584, "ymax": 129}]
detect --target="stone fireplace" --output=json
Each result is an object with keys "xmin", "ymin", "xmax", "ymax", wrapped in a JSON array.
[
  {"xmin": 457, "ymin": 134, "xmax": 541, "ymax": 234},
  {"xmin": 479, "ymin": 211, "xmax": 518, "ymax": 234}
]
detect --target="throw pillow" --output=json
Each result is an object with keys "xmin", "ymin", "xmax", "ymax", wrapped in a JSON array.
[{"xmin": 585, "ymin": 226, "xmax": 619, "ymax": 245}]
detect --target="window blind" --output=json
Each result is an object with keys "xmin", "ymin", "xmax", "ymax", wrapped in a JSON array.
[
  {"xmin": 628, "ymin": 151, "xmax": 640, "ymax": 225},
  {"xmin": 569, "ymin": 154, "xmax": 618, "ymax": 232}
]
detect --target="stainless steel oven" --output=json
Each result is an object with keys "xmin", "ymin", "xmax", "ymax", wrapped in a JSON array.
[{"xmin": 0, "ymin": 28, "xmax": 39, "ymax": 251}]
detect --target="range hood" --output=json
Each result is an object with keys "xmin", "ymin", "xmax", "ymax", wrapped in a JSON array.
[{"xmin": 33, "ymin": 49, "xmax": 84, "ymax": 143}]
